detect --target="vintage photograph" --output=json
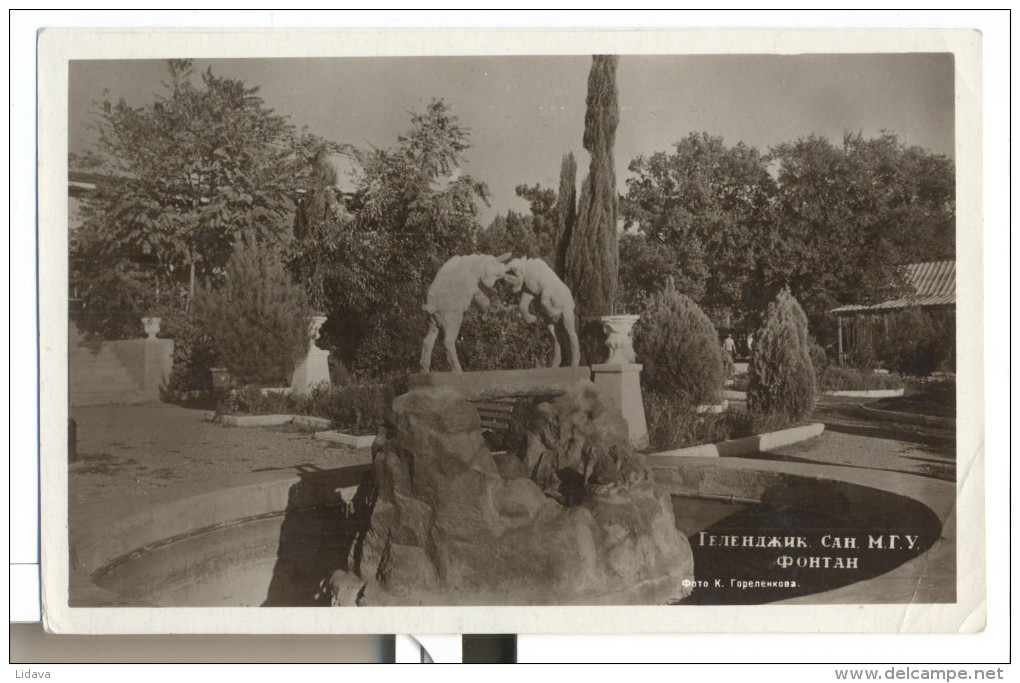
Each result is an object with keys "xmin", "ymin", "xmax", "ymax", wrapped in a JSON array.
[{"xmin": 40, "ymin": 28, "xmax": 982, "ymax": 635}]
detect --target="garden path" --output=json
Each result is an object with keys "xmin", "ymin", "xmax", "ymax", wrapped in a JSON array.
[{"xmin": 755, "ymin": 400, "xmax": 956, "ymax": 482}]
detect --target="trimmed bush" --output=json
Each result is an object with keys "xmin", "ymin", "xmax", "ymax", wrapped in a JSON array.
[
  {"xmin": 817, "ymin": 366, "xmax": 904, "ymax": 392},
  {"xmin": 216, "ymin": 385, "xmax": 292, "ymax": 417},
  {"xmin": 72, "ymin": 266, "xmax": 152, "ymax": 343},
  {"xmin": 195, "ymin": 242, "xmax": 312, "ymax": 386},
  {"xmin": 159, "ymin": 308, "xmax": 222, "ymax": 393},
  {"xmin": 634, "ymin": 280, "xmax": 724, "ymax": 405},
  {"xmin": 301, "ymin": 383, "xmax": 394, "ymax": 435},
  {"xmin": 748, "ymin": 287, "xmax": 816, "ymax": 422}
]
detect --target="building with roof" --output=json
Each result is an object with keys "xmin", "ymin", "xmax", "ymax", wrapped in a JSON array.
[{"xmin": 830, "ymin": 261, "xmax": 956, "ymax": 369}]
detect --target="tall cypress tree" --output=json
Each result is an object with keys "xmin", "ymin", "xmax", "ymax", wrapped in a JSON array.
[
  {"xmin": 564, "ymin": 55, "xmax": 620, "ymax": 362},
  {"xmin": 293, "ymin": 144, "xmax": 339, "ymax": 240},
  {"xmin": 554, "ymin": 152, "xmax": 577, "ymax": 278}
]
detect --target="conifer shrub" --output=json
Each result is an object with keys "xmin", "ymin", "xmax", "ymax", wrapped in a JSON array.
[
  {"xmin": 748, "ymin": 287, "xmax": 816, "ymax": 422},
  {"xmin": 195, "ymin": 242, "xmax": 312, "ymax": 386},
  {"xmin": 633, "ymin": 280, "xmax": 724, "ymax": 405}
]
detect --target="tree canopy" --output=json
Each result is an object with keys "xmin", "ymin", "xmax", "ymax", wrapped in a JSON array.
[
  {"xmin": 285, "ymin": 99, "xmax": 488, "ymax": 380},
  {"xmin": 71, "ymin": 60, "xmax": 306, "ymax": 314},
  {"xmin": 765, "ymin": 132, "xmax": 955, "ymax": 331},
  {"xmin": 622, "ymin": 130, "xmax": 954, "ymax": 339},
  {"xmin": 477, "ymin": 183, "xmax": 558, "ymax": 262},
  {"xmin": 622, "ymin": 132, "xmax": 776, "ymax": 327},
  {"xmin": 70, "ymin": 57, "xmax": 955, "ymax": 382}
]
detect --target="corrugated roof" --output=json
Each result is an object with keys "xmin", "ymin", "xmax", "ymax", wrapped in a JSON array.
[{"xmin": 831, "ymin": 261, "xmax": 955, "ymax": 314}]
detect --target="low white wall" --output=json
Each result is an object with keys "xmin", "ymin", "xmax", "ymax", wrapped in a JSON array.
[{"xmin": 70, "ymin": 338, "xmax": 173, "ymax": 406}]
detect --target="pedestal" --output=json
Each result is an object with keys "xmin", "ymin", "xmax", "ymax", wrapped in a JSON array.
[
  {"xmin": 142, "ymin": 337, "xmax": 173, "ymax": 402},
  {"xmin": 591, "ymin": 363, "xmax": 649, "ymax": 450},
  {"xmin": 291, "ymin": 315, "xmax": 331, "ymax": 395},
  {"xmin": 290, "ymin": 347, "xmax": 331, "ymax": 395}
]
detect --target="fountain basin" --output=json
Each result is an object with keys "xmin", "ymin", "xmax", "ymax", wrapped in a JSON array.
[
  {"xmin": 654, "ymin": 457, "xmax": 954, "ymax": 604},
  {"xmin": 69, "ymin": 458, "xmax": 954, "ymax": 607}
]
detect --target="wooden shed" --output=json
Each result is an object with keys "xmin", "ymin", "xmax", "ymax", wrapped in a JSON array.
[{"xmin": 830, "ymin": 261, "xmax": 956, "ymax": 368}]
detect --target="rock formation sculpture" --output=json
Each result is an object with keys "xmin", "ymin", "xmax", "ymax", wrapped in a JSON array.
[
  {"xmin": 503, "ymin": 257, "xmax": 581, "ymax": 368},
  {"xmin": 328, "ymin": 383, "xmax": 694, "ymax": 606},
  {"xmin": 420, "ymin": 253, "xmax": 512, "ymax": 373}
]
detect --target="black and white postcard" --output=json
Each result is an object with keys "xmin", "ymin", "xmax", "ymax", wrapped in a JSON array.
[{"xmin": 37, "ymin": 26, "xmax": 984, "ymax": 636}]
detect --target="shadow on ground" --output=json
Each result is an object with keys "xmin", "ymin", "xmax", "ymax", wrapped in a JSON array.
[{"xmin": 262, "ymin": 464, "xmax": 375, "ymax": 606}]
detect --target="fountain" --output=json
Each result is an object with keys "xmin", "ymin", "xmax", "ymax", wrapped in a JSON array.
[{"xmin": 70, "ymin": 263, "xmax": 954, "ymax": 608}]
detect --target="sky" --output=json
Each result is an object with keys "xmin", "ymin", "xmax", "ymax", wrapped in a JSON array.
[{"xmin": 68, "ymin": 53, "xmax": 955, "ymax": 224}]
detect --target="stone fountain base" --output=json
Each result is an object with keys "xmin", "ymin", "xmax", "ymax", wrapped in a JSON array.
[{"xmin": 331, "ymin": 383, "xmax": 694, "ymax": 606}]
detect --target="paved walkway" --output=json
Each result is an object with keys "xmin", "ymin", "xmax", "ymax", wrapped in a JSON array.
[{"xmin": 758, "ymin": 400, "xmax": 955, "ymax": 482}]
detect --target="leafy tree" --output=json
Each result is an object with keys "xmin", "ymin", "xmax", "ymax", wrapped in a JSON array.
[
  {"xmin": 564, "ymin": 55, "xmax": 620, "ymax": 362},
  {"xmin": 515, "ymin": 182, "xmax": 558, "ymax": 222},
  {"xmin": 766, "ymin": 132, "xmax": 955, "ymax": 334},
  {"xmin": 71, "ymin": 60, "xmax": 305, "ymax": 314},
  {"xmin": 286, "ymin": 99, "xmax": 488, "ymax": 380},
  {"xmin": 477, "ymin": 210, "xmax": 548, "ymax": 260},
  {"xmin": 514, "ymin": 182, "xmax": 558, "ymax": 260},
  {"xmin": 477, "ymin": 184, "xmax": 557, "ymax": 262},
  {"xmin": 617, "ymin": 231, "xmax": 707, "ymax": 312},
  {"xmin": 621, "ymin": 131, "xmax": 954, "ymax": 341},
  {"xmin": 194, "ymin": 240, "xmax": 311, "ymax": 386},
  {"xmin": 622, "ymin": 132, "xmax": 776, "ymax": 328}
]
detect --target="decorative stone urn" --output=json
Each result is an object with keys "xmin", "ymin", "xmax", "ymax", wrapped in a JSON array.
[
  {"xmin": 599, "ymin": 314, "xmax": 640, "ymax": 365},
  {"xmin": 308, "ymin": 315, "xmax": 327, "ymax": 347},
  {"xmin": 141, "ymin": 316, "xmax": 161, "ymax": 339}
]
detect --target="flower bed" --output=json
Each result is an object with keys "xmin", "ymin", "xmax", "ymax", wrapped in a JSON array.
[
  {"xmin": 216, "ymin": 383, "xmax": 393, "ymax": 436},
  {"xmin": 644, "ymin": 391, "xmax": 751, "ymax": 452},
  {"xmin": 643, "ymin": 390, "xmax": 820, "ymax": 454}
]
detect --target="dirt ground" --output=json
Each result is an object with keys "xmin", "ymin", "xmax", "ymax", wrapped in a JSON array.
[{"xmin": 68, "ymin": 403, "xmax": 372, "ymax": 519}]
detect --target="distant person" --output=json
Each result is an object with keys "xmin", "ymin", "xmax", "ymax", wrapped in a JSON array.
[
  {"xmin": 723, "ymin": 333, "xmax": 736, "ymax": 357},
  {"xmin": 746, "ymin": 333, "xmax": 754, "ymax": 357},
  {"xmin": 722, "ymin": 333, "xmax": 736, "ymax": 377}
]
